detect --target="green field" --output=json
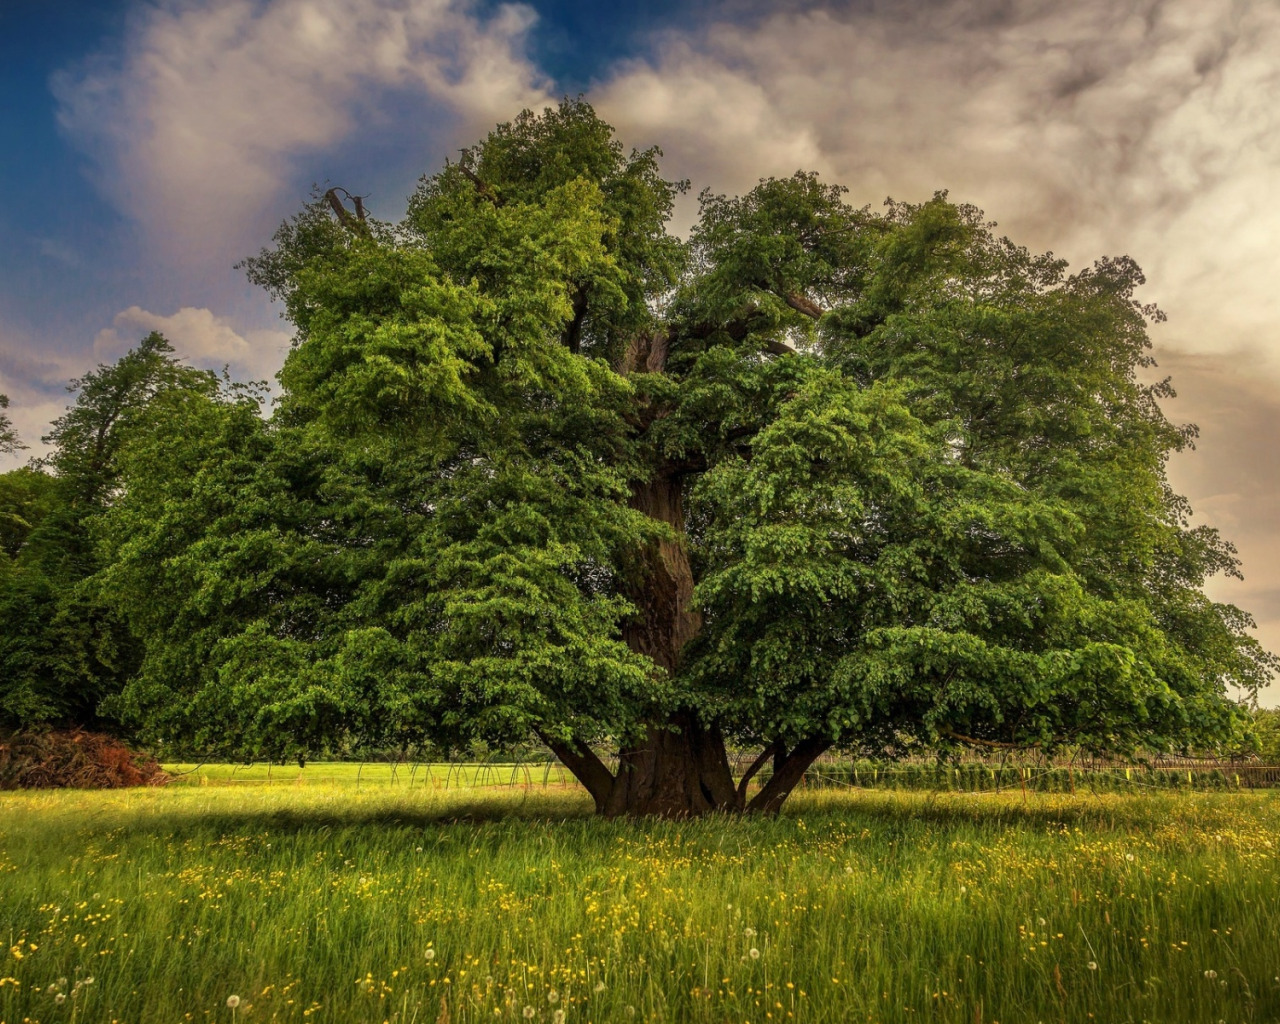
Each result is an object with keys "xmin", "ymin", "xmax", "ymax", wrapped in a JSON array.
[{"xmin": 2, "ymin": 782, "xmax": 1278, "ymax": 1024}]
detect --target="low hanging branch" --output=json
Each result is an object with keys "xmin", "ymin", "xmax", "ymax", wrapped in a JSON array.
[
  {"xmin": 745, "ymin": 736, "xmax": 832, "ymax": 814},
  {"xmin": 940, "ymin": 727, "xmax": 1042, "ymax": 751},
  {"xmin": 535, "ymin": 729, "xmax": 615, "ymax": 812},
  {"xmin": 764, "ymin": 338, "xmax": 799, "ymax": 356}
]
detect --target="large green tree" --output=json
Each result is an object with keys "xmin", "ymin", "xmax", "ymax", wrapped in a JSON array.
[{"xmin": 98, "ymin": 101, "xmax": 1274, "ymax": 815}]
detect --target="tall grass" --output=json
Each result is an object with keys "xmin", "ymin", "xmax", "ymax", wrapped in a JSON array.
[{"xmin": 2, "ymin": 782, "xmax": 1277, "ymax": 1023}]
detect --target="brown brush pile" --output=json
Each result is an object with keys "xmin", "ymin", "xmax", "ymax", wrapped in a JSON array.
[{"xmin": 0, "ymin": 729, "xmax": 170, "ymax": 789}]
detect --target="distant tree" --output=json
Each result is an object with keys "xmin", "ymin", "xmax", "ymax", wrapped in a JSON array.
[
  {"xmin": 0, "ymin": 393, "xmax": 23, "ymax": 455},
  {"xmin": 0, "ymin": 334, "xmax": 220, "ymax": 730},
  {"xmin": 1246, "ymin": 707, "xmax": 1280, "ymax": 762},
  {"xmin": 97, "ymin": 100, "xmax": 1274, "ymax": 816}
]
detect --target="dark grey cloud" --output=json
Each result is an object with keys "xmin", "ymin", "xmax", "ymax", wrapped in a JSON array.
[{"xmin": 1159, "ymin": 347, "xmax": 1280, "ymax": 664}]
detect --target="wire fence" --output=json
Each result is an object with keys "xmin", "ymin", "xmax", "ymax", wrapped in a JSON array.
[
  {"xmin": 800, "ymin": 757, "xmax": 1280, "ymax": 793},
  {"xmin": 169, "ymin": 751, "xmax": 1280, "ymax": 793}
]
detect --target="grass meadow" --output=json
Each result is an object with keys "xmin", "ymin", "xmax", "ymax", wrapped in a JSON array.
[{"xmin": 1, "ymin": 777, "xmax": 1278, "ymax": 1024}]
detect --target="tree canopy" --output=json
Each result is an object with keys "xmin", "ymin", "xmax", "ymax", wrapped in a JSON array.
[{"xmin": 4, "ymin": 100, "xmax": 1273, "ymax": 815}]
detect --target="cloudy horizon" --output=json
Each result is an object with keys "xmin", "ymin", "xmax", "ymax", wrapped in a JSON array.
[{"xmin": 3, "ymin": 0, "xmax": 1277, "ymax": 700}]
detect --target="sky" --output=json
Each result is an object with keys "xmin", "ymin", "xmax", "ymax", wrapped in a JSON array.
[{"xmin": 2, "ymin": 0, "xmax": 1278, "ymax": 701}]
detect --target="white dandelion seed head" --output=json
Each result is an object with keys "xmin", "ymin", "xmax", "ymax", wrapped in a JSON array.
[
  {"xmin": 227, "ymin": 994, "xmax": 241, "ymax": 1008},
  {"xmin": 46, "ymin": 984, "xmax": 58, "ymax": 995},
  {"xmin": 1087, "ymin": 962, "xmax": 1098, "ymax": 971},
  {"xmin": 416, "ymin": 847, "xmax": 424, "ymax": 853},
  {"xmin": 744, "ymin": 927, "xmax": 756, "ymax": 939},
  {"xmin": 522, "ymin": 1006, "xmax": 535, "ymax": 1019},
  {"xmin": 1125, "ymin": 853, "xmax": 1135, "ymax": 862},
  {"xmin": 553, "ymin": 1011, "xmax": 565, "ymax": 1024},
  {"xmin": 425, "ymin": 948, "xmax": 437, "ymax": 961},
  {"xmin": 625, "ymin": 1007, "xmax": 636, "ymax": 1019},
  {"xmin": 83, "ymin": 977, "xmax": 94, "ymax": 985},
  {"xmin": 594, "ymin": 981, "xmax": 606, "ymax": 993},
  {"xmin": 1038, "ymin": 917, "xmax": 1046, "ymax": 926},
  {"xmin": 548, "ymin": 989, "xmax": 559, "ymax": 1003},
  {"xmin": 959, "ymin": 885, "xmax": 967, "ymax": 894},
  {"xmin": 55, "ymin": 993, "xmax": 66, "ymax": 1005},
  {"xmin": 1204, "ymin": 970, "xmax": 1218, "ymax": 979},
  {"xmin": 749, "ymin": 948, "xmax": 761, "ymax": 960}
]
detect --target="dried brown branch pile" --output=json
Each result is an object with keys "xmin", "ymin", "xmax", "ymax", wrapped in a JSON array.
[{"xmin": 0, "ymin": 729, "xmax": 170, "ymax": 789}]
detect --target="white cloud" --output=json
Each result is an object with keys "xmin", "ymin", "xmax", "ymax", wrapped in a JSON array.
[
  {"xmin": 54, "ymin": 0, "xmax": 552, "ymax": 267},
  {"xmin": 0, "ymin": 323, "xmax": 82, "ymax": 469},
  {"xmin": 94, "ymin": 305, "xmax": 292, "ymax": 379},
  {"xmin": 0, "ymin": 305, "xmax": 292, "ymax": 472}
]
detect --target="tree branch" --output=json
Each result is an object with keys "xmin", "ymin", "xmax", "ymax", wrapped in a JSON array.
[
  {"xmin": 616, "ymin": 328, "xmax": 675, "ymax": 376},
  {"xmin": 324, "ymin": 187, "xmax": 368, "ymax": 233},
  {"xmin": 764, "ymin": 339, "xmax": 798, "ymax": 357},
  {"xmin": 940, "ymin": 727, "xmax": 1041, "ymax": 751},
  {"xmin": 746, "ymin": 736, "xmax": 831, "ymax": 814},
  {"xmin": 562, "ymin": 286, "xmax": 589, "ymax": 355},
  {"xmin": 783, "ymin": 291, "xmax": 824, "ymax": 319},
  {"xmin": 735, "ymin": 741, "xmax": 779, "ymax": 804},
  {"xmin": 536, "ymin": 729, "xmax": 615, "ymax": 811},
  {"xmin": 458, "ymin": 164, "xmax": 504, "ymax": 207}
]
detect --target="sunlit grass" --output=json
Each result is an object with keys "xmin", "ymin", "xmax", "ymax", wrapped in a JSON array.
[
  {"xmin": 163, "ymin": 761, "xmax": 580, "ymax": 788},
  {"xmin": 2, "ymin": 782, "xmax": 1278, "ymax": 1023}
]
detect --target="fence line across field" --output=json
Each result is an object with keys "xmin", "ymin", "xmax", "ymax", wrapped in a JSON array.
[{"xmin": 170, "ymin": 752, "xmax": 1280, "ymax": 790}]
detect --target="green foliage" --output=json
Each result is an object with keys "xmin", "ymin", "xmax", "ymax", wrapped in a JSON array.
[
  {"xmin": 1245, "ymin": 707, "xmax": 1280, "ymax": 761},
  {"xmin": 0, "ymin": 335, "xmax": 222, "ymax": 729},
  {"xmin": 70, "ymin": 101, "xmax": 1273, "ymax": 775},
  {"xmin": 684, "ymin": 192, "xmax": 1274, "ymax": 757}
]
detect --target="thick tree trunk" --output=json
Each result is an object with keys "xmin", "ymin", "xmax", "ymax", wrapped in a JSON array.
[
  {"xmin": 541, "ymin": 463, "xmax": 829, "ymax": 818},
  {"xmin": 607, "ymin": 469, "xmax": 731, "ymax": 816},
  {"xmin": 603, "ymin": 713, "xmax": 737, "ymax": 818},
  {"xmin": 550, "ymin": 720, "xmax": 830, "ymax": 819},
  {"xmin": 620, "ymin": 471, "xmax": 700, "ymax": 675}
]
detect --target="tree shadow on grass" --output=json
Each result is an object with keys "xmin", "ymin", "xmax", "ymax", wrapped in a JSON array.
[{"xmin": 3, "ymin": 784, "xmax": 1259, "ymax": 855}]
